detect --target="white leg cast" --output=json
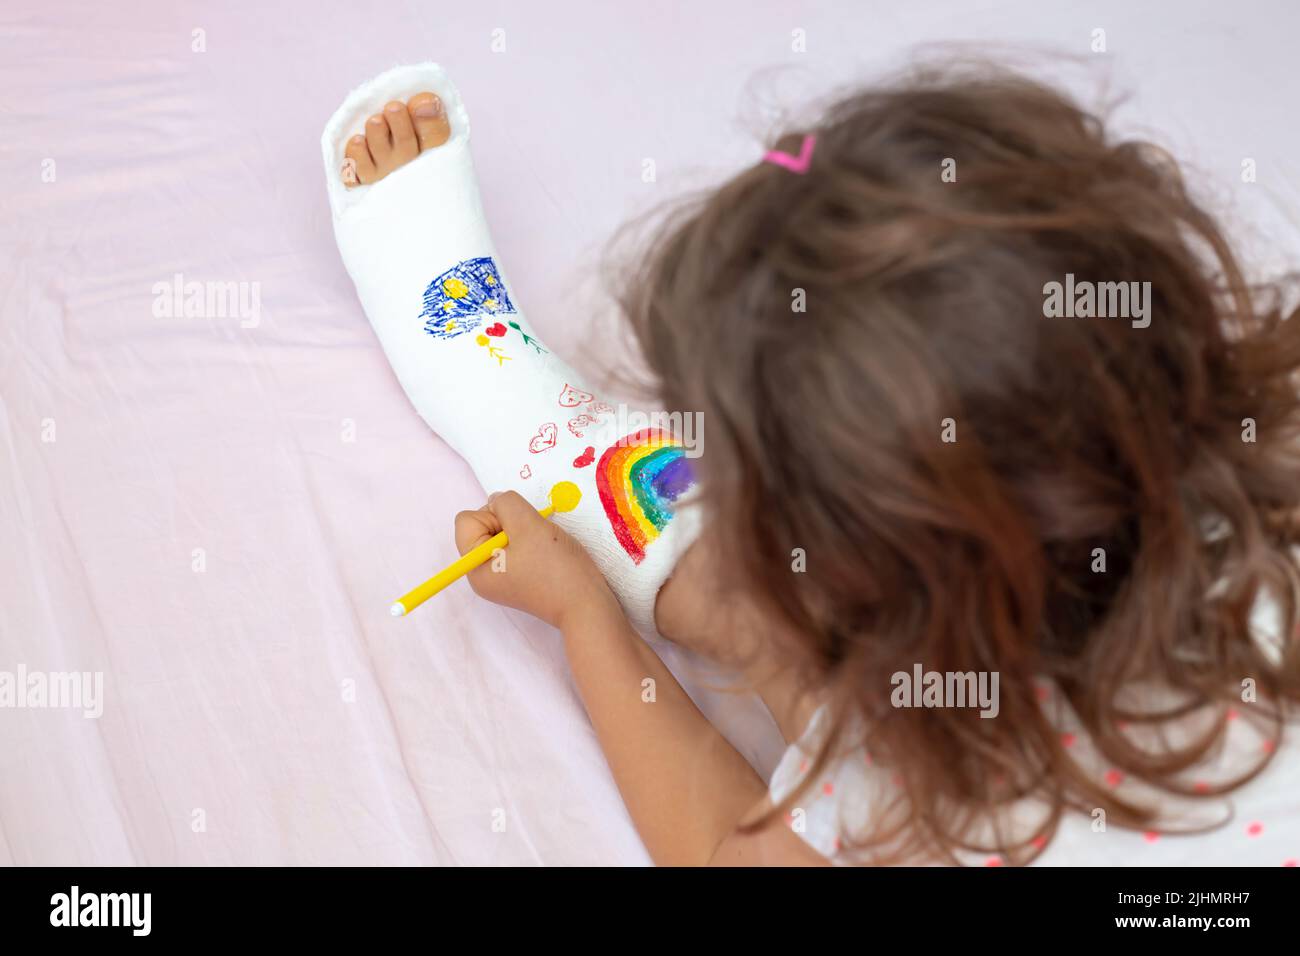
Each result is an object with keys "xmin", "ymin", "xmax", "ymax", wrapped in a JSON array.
[{"xmin": 322, "ymin": 64, "xmax": 701, "ymax": 635}]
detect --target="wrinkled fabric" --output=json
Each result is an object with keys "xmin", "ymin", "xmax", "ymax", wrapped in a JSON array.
[{"xmin": 1, "ymin": 0, "xmax": 1296, "ymax": 865}]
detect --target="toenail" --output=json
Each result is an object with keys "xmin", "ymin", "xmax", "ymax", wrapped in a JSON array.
[
  {"xmin": 340, "ymin": 159, "xmax": 358, "ymax": 185},
  {"xmin": 385, "ymin": 102, "xmax": 403, "ymax": 113},
  {"xmin": 350, "ymin": 135, "xmax": 364, "ymax": 145},
  {"xmin": 413, "ymin": 99, "xmax": 444, "ymax": 118}
]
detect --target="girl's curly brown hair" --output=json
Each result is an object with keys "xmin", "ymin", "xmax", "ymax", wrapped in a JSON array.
[{"xmin": 617, "ymin": 65, "xmax": 1300, "ymax": 864}]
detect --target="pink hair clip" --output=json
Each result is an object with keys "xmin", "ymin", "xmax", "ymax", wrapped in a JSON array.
[{"xmin": 763, "ymin": 134, "xmax": 816, "ymax": 175}]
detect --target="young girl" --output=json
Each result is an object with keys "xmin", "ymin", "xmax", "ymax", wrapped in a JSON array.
[{"xmin": 324, "ymin": 63, "xmax": 1300, "ymax": 866}]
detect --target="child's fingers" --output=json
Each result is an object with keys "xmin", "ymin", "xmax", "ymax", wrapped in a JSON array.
[
  {"xmin": 484, "ymin": 490, "xmax": 546, "ymax": 533},
  {"xmin": 453, "ymin": 506, "xmax": 501, "ymax": 554}
]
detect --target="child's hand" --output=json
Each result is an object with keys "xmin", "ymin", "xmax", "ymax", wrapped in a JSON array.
[{"xmin": 454, "ymin": 491, "xmax": 617, "ymax": 629}]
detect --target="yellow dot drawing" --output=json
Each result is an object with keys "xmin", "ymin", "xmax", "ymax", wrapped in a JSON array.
[
  {"xmin": 442, "ymin": 277, "xmax": 469, "ymax": 299},
  {"xmin": 442, "ymin": 301, "xmax": 454, "ymax": 311},
  {"xmin": 475, "ymin": 334, "xmax": 489, "ymax": 346},
  {"xmin": 484, "ymin": 298, "xmax": 497, "ymax": 310},
  {"xmin": 445, "ymin": 320, "xmax": 457, "ymax": 332},
  {"xmin": 485, "ymin": 276, "xmax": 497, "ymax": 286}
]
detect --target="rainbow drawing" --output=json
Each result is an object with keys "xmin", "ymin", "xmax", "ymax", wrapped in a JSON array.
[{"xmin": 595, "ymin": 428, "xmax": 694, "ymax": 564}]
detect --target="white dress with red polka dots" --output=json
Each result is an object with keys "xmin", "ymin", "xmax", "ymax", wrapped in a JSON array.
[{"xmin": 769, "ymin": 698, "xmax": 1300, "ymax": 866}]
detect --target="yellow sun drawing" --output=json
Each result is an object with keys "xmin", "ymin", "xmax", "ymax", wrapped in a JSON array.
[{"xmin": 442, "ymin": 277, "xmax": 470, "ymax": 299}]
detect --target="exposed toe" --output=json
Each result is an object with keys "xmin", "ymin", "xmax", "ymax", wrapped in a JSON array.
[
  {"xmin": 407, "ymin": 92, "xmax": 451, "ymax": 152},
  {"xmin": 365, "ymin": 113, "xmax": 395, "ymax": 172},
  {"xmin": 384, "ymin": 100, "xmax": 419, "ymax": 163},
  {"xmin": 343, "ymin": 134, "xmax": 377, "ymax": 186}
]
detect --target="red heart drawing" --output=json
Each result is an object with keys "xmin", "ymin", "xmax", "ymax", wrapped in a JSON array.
[
  {"xmin": 558, "ymin": 383, "xmax": 595, "ymax": 407},
  {"xmin": 485, "ymin": 322, "xmax": 507, "ymax": 337},
  {"xmin": 528, "ymin": 423, "xmax": 558, "ymax": 454},
  {"xmin": 572, "ymin": 446, "xmax": 595, "ymax": 468},
  {"xmin": 519, "ymin": 465, "xmax": 531, "ymax": 479},
  {"xmin": 567, "ymin": 414, "xmax": 597, "ymax": 438}
]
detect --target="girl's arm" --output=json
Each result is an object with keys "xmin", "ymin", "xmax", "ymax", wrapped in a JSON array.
[
  {"xmin": 456, "ymin": 491, "xmax": 828, "ymax": 866},
  {"xmin": 560, "ymin": 594, "xmax": 827, "ymax": 866}
]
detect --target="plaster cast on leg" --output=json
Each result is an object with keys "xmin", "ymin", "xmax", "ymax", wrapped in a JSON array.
[{"xmin": 322, "ymin": 64, "xmax": 700, "ymax": 635}]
